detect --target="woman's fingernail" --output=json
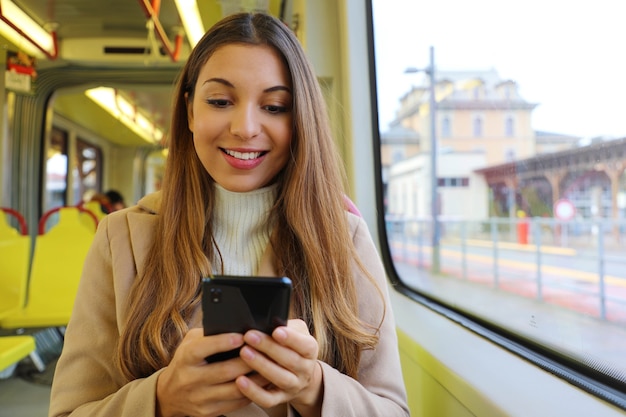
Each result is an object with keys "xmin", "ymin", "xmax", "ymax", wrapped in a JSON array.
[
  {"xmin": 231, "ymin": 334, "xmax": 244, "ymax": 346},
  {"xmin": 274, "ymin": 327, "xmax": 287, "ymax": 340},
  {"xmin": 240, "ymin": 376, "xmax": 250, "ymax": 388},
  {"xmin": 241, "ymin": 346, "xmax": 255, "ymax": 360},
  {"xmin": 246, "ymin": 331, "xmax": 261, "ymax": 345}
]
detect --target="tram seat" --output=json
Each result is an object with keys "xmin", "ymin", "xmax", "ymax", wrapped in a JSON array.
[
  {"xmin": 80, "ymin": 200, "xmax": 108, "ymax": 223},
  {"xmin": 0, "ymin": 335, "xmax": 36, "ymax": 375},
  {"xmin": 0, "ymin": 209, "xmax": 31, "ymax": 319},
  {"xmin": 0, "ymin": 207, "xmax": 97, "ymax": 329}
]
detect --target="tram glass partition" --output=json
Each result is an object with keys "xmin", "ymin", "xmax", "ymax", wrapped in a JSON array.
[
  {"xmin": 44, "ymin": 127, "xmax": 69, "ymax": 211},
  {"xmin": 372, "ymin": 0, "xmax": 626, "ymax": 403}
]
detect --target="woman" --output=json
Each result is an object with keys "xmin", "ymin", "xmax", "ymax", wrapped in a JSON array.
[{"xmin": 49, "ymin": 12, "xmax": 409, "ymax": 417}]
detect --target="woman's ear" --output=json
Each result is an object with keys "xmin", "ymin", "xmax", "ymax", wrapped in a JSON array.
[{"xmin": 185, "ymin": 92, "xmax": 194, "ymax": 132}]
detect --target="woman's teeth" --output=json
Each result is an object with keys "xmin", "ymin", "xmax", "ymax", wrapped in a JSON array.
[{"xmin": 224, "ymin": 150, "xmax": 262, "ymax": 160}]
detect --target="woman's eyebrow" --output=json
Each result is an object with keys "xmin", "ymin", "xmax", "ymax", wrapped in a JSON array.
[
  {"xmin": 202, "ymin": 78, "xmax": 291, "ymax": 95},
  {"xmin": 203, "ymin": 77, "xmax": 233, "ymax": 87},
  {"xmin": 264, "ymin": 85, "xmax": 292, "ymax": 94}
]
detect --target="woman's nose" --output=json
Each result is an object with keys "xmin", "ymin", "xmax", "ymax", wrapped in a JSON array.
[{"xmin": 230, "ymin": 104, "xmax": 261, "ymax": 140}]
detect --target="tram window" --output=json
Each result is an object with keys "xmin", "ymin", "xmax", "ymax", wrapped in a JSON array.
[
  {"xmin": 472, "ymin": 116, "xmax": 483, "ymax": 137},
  {"xmin": 145, "ymin": 149, "xmax": 167, "ymax": 195},
  {"xmin": 373, "ymin": 0, "xmax": 626, "ymax": 400},
  {"xmin": 73, "ymin": 139, "xmax": 103, "ymax": 205},
  {"xmin": 44, "ymin": 127, "xmax": 69, "ymax": 211},
  {"xmin": 441, "ymin": 116, "xmax": 450, "ymax": 138}
]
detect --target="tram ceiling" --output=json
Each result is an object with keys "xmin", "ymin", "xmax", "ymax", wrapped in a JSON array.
[
  {"xmin": 4, "ymin": 0, "xmax": 287, "ymax": 146},
  {"xmin": 5, "ymin": 0, "xmax": 288, "ymax": 67}
]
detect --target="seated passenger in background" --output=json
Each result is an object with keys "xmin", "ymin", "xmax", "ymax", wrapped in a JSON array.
[
  {"xmin": 87, "ymin": 193, "xmax": 112, "ymax": 215},
  {"xmin": 88, "ymin": 189, "xmax": 125, "ymax": 214},
  {"xmin": 104, "ymin": 189, "xmax": 125, "ymax": 212},
  {"xmin": 49, "ymin": 12, "xmax": 408, "ymax": 417}
]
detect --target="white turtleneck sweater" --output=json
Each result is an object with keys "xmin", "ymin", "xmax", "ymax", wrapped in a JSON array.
[{"xmin": 211, "ymin": 184, "xmax": 277, "ymax": 275}]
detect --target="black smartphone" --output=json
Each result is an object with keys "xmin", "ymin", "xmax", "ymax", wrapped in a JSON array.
[{"xmin": 201, "ymin": 275, "xmax": 292, "ymax": 363}]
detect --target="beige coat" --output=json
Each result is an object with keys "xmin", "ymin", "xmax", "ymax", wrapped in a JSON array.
[{"xmin": 49, "ymin": 192, "xmax": 409, "ymax": 417}]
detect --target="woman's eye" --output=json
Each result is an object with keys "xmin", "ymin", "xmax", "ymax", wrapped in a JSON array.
[
  {"xmin": 264, "ymin": 105, "xmax": 288, "ymax": 114},
  {"xmin": 207, "ymin": 99, "xmax": 230, "ymax": 108}
]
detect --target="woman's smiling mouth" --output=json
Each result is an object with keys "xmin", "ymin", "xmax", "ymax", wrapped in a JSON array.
[{"xmin": 221, "ymin": 148, "xmax": 266, "ymax": 160}]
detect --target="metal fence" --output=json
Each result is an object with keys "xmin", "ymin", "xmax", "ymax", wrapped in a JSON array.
[{"xmin": 386, "ymin": 216, "xmax": 626, "ymax": 322}]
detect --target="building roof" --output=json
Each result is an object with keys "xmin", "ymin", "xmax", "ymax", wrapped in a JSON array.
[
  {"xmin": 474, "ymin": 136, "xmax": 626, "ymax": 183},
  {"xmin": 437, "ymin": 68, "xmax": 502, "ymax": 87},
  {"xmin": 534, "ymin": 130, "xmax": 581, "ymax": 143},
  {"xmin": 395, "ymin": 67, "xmax": 538, "ymax": 121},
  {"xmin": 535, "ymin": 130, "xmax": 579, "ymax": 138},
  {"xmin": 380, "ymin": 124, "xmax": 420, "ymax": 144}
]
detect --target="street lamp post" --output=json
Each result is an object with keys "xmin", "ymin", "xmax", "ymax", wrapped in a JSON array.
[{"xmin": 405, "ymin": 46, "xmax": 440, "ymax": 273}]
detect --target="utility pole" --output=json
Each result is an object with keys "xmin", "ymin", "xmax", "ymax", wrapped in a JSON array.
[{"xmin": 405, "ymin": 46, "xmax": 440, "ymax": 273}]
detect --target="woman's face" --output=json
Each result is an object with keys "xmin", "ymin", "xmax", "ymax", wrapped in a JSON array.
[{"xmin": 187, "ymin": 43, "xmax": 293, "ymax": 192}]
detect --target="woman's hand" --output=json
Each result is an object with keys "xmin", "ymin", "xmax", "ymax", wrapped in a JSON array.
[
  {"xmin": 155, "ymin": 328, "xmax": 268, "ymax": 417},
  {"xmin": 235, "ymin": 319, "xmax": 324, "ymax": 417}
]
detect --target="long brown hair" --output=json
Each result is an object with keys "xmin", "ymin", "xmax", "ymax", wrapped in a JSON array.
[{"xmin": 117, "ymin": 12, "xmax": 383, "ymax": 380}]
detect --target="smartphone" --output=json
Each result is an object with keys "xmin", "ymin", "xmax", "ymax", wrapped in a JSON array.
[{"xmin": 201, "ymin": 275, "xmax": 292, "ymax": 363}]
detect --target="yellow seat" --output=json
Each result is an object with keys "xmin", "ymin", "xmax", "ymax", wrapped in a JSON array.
[
  {"xmin": 0, "ymin": 207, "xmax": 96, "ymax": 329},
  {"xmin": 0, "ymin": 335, "xmax": 35, "ymax": 373},
  {"xmin": 0, "ymin": 210, "xmax": 31, "ymax": 319},
  {"xmin": 80, "ymin": 200, "xmax": 108, "ymax": 224}
]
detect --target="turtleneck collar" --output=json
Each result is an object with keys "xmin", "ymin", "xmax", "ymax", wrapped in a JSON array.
[{"xmin": 211, "ymin": 183, "xmax": 278, "ymax": 275}]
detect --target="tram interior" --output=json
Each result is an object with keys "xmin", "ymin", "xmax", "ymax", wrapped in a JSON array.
[{"xmin": 1, "ymin": 1, "xmax": 294, "ymax": 415}]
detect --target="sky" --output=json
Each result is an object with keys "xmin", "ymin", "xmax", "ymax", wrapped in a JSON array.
[{"xmin": 372, "ymin": 0, "xmax": 626, "ymax": 139}]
